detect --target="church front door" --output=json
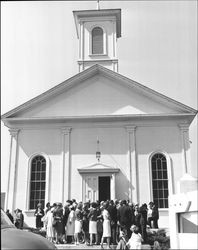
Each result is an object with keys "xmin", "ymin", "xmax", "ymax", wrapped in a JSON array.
[
  {"xmin": 84, "ymin": 175, "xmax": 111, "ymax": 202},
  {"xmin": 99, "ymin": 176, "xmax": 110, "ymax": 201},
  {"xmin": 84, "ymin": 175, "xmax": 98, "ymax": 202},
  {"xmin": 78, "ymin": 164, "xmax": 119, "ymax": 202}
]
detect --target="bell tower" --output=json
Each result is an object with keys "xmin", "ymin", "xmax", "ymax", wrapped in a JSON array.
[{"xmin": 73, "ymin": 7, "xmax": 121, "ymax": 72}]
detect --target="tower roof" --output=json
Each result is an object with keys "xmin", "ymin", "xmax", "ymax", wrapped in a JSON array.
[{"xmin": 73, "ymin": 9, "xmax": 121, "ymax": 38}]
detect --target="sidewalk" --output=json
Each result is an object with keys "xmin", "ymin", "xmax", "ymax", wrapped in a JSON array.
[
  {"xmin": 55, "ymin": 243, "xmax": 115, "ymax": 249},
  {"xmin": 55, "ymin": 243, "xmax": 151, "ymax": 249}
]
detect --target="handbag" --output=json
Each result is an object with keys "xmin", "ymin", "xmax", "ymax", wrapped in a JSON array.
[{"xmin": 41, "ymin": 215, "xmax": 46, "ymax": 222}]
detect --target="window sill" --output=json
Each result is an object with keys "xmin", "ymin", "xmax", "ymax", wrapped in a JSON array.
[
  {"xmin": 158, "ymin": 208, "xmax": 169, "ymax": 212},
  {"xmin": 89, "ymin": 53, "xmax": 108, "ymax": 57}
]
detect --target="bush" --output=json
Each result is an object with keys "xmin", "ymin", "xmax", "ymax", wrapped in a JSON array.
[{"xmin": 146, "ymin": 229, "xmax": 170, "ymax": 250}]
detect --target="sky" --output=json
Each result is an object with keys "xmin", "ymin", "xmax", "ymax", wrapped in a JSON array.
[{"xmin": 1, "ymin": 0, "xmax": 197, "ymax": 192}]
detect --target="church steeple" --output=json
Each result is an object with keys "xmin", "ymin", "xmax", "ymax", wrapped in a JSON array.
[{"xmin": 73, "ymin": 8, "xmax": 121, "ymax": 72}]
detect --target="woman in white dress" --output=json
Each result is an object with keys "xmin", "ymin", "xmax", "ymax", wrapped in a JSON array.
[
  {"xmin": 74, "ymin": 203, "xmax": 83, "ymax": 245},
  {"xmin": 88, "ymin": 202, "xmax": 98, "ymax": 246},
  {"xmin": 65, "ymin": 206, "xmax": 75, "ymax": 243},
  {"xmin": 101, "ymin": 202, "xmax": 111, "ymax": 249},
  {"xmin": 45, "ymin": 207, "xmax": 55, "ymax": 242},
  {"xmin": 126, "ymin": 225, "xmax": 143, "ymax": 249}
]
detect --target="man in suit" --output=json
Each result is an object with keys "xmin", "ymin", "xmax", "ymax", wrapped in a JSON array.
[
  {"xmin": 117, "ymin": 200, "xmax": 132, "ymax": 239},
  {"xmin": 107, "ymin": 200, "xmax": 117, "ymax": 245}
]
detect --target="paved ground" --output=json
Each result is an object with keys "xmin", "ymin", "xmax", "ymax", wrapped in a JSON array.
[
  {"xmin": 55, "ymin": 243, "xmax": 152, "ymax": 249},
  {"xmin": 54, "ymin": 228, "xmax": 169, "ymax": 249},
  {"xmin": 55, "ymin": 243, "xmax": 116, "ymax": 249}
]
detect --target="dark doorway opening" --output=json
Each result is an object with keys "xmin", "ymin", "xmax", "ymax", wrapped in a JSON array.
[{"xmin": 99, "ymin": 176, "xmax": 110, "ymax": 201}]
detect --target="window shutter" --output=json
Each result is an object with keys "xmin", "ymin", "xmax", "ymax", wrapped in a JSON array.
[{"xmin": 92, "ymin": 27, "xmax": 103, "ymax": 54}]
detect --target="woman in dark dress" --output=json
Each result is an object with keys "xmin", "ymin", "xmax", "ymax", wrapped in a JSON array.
[
  {"xmin": 34, "ymin": 203, "xmax": 44, "ymax": 229},
  {"xmin": 82, "ymin": 202, "xmax": 90, "ymax": 245},
  {"xmin": 53, "ymin": 202, "xmax": 64, "ymax": 244}
]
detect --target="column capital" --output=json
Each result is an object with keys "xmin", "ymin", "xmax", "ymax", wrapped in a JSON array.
[
  {"xmin": 61, "ymin": 127, "xmax": 72, "ymax": 135},
  {"xmin": 9, "ymin": 129, "xmax": 20, "ymax": 138},
  {"xmin": 125, "ymin": 125, "xmax": 137, "ymax": 133},
  {"xmin": 178, "ymin": 124, "xmax": 189, "ymax": 132}
]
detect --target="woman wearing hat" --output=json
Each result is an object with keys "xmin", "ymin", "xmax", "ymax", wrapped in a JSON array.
[{"xmin": 34, "ymin": 203, "xmax": 44, "ymax": 229}]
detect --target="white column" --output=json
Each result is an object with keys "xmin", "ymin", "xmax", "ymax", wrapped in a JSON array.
[
  {"xmin": 178, "ymin": 124, "xmax": 191, "ymax": 174},
  {"xmin": 81, "ymin": 21, "xmax": 85, "ymax": 71},
  {"xmin": 126, "ymin": 126, "xmax": 138, "ymax": 204},
  {"xmin": 79, "ymin": 21, "xmax": 83, "ymax": 60},
  {"xmin": 61, "ymin": 127, "xmax": 72, "ymax": 204},
  {"xmin": 111, "ymin": 173, "xmax": 116, "ymax": 200},
  {"xmin": 5, "ymin": 129, "xmax": 20, "ymax": 212},
  {"xmin": 112, "ymin": 21, "xmax": 116, "ymax": 58},
  {"xmin": 79, "ymin": 21, "xmax": 84, "ymax": 72}
]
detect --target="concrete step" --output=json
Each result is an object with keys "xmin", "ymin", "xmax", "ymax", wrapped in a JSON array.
[
  {"xmin": 141, "ymin": 245, "xmax": 151, "ymax": 249},
  {"xmin": 55, "ymin": 243, "xmax": 152, "ymax": 249}
]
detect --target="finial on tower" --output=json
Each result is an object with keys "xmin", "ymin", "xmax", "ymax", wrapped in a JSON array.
[{"xmin": 97, "ymin": 0, "xmax": 100, "ymax": 10}]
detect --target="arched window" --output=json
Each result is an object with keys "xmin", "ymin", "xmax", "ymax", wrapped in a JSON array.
[
  {"xmin": 151, "ymin": 153, "xmax": 169, "ymax": 208},
  {"xmin": 92, "ymin": 27, "xmax": 103, "ymax": 54},
  {"xmin": 29, "ymin": 155, "xmax": 46, "ymax": 209}
]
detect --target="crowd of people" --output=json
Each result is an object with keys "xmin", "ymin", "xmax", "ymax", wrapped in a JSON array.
[
  {"xmin": 33, "ymin": 199, "xmax": 159, "ymax": 249},
  {"xmin": 6, "ymin": 199, "xmax": 159, "ymax": 249}
]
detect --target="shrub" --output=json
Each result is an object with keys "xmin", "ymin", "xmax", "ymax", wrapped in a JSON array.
[{"xmin": 146, "ymin": 229, "xmax": 170, "ymax": 250}]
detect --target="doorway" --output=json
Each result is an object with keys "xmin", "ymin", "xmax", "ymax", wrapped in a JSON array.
[{"xmin": 99, "ymin": 176, "xmax": 110, "ymax": 201}]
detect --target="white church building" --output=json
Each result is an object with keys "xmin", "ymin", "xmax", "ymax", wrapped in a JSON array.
[{"xmin": 2, "ymin": 7, "xmax": 197, "ymax": 228}]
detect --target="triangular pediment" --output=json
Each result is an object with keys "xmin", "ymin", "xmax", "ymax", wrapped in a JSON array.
[
  {"xmin": 2, "ymin": 65, "xmax": 197, "ymax": 123},
  {"xmin": 78, "ymin": 163, "xmax": 120, "ymax": 173}
]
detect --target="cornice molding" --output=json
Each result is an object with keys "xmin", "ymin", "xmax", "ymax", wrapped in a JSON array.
[
  {"xmin": 78, "ymin": 59, "xmax": 118, "ymax": 63},
  {"xmin": 73, "ymin": 9, "xmax": 121, "ymax": 38},
  {"xmin": 3, "ymin": 113, "xmax": 195, "ymax": 122}
]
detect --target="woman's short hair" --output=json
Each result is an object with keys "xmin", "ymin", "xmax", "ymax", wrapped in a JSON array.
[
  {"xmin": 103, "ymin": 202, "xmax": 109, "ymax": 209},
  {"xmin": 91, "ymin": 202, "xmax": 97, "ymax": 208},
  {"xmin": 77, "ymin": 203, "xmax": 82, "ymax": 209}
]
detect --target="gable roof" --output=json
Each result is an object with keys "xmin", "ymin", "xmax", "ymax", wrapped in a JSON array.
[
  {"xmin": 1, "ymin": 64, "xmax": 197, "ymax": 121},
  {"xmin": 78, "ymin": 162, "xmax": 120, "ymax": 173}
]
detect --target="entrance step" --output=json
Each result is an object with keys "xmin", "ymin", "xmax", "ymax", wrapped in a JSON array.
[
  {"xmin": 55, "ymin": 244, "xmax": 153, "ymax": 249},
  {"xmin": 141, "ymin": 245, "xmax": 151, "ymax": 249}
]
